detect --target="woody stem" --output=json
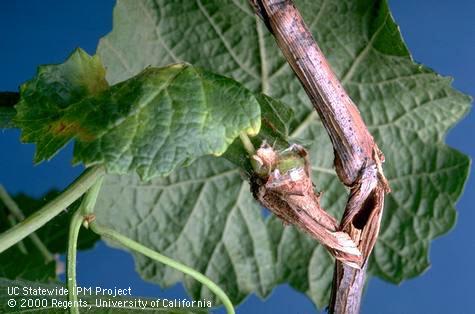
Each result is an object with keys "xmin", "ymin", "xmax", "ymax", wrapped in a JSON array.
[{"xmin": 249, "ymin": 1, "xmax": 389, "ymax": 313}]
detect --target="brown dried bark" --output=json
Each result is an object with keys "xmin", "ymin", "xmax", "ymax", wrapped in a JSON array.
[
  {"xmin": 248, "ymin": 0, "xmax": 390, "ymax": 313},
  {"xmin": 250, "ymin": 143, "xmax": 363, "ymax": 268}
]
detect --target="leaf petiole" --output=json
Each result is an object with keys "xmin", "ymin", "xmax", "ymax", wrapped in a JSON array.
[
  {"xmin": 0, "ymin": 185, "xmax": 54, "ymax": 261},
  {"xmin": 67, "ymin": 208, "xmax": 83, "ymax": 314},
  {"xmin": 239, "ymin": 132, "xmax": 256, "ymax": 156},
  {"xmin": 6, "ymin": 215, "xmax": 28, "ymax": 254},
  {"xmin": 0, "ymin": 166, "xmax": 105, "ymax": 254},
  {"xmin": 89, "ymin": 221, "xmax": 236, "ymax": 314},
  {"xmin": 67, "ymin": 176, "xmax": 104, "ymax": 314},
  {"xmin": 64, "ymin": 175, "xmax": 235, "ymax": 314}
]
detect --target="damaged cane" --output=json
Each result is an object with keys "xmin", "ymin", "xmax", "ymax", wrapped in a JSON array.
[{"xmin": 246, "ymin": 0, "xmax": 391, "ymax": 313}]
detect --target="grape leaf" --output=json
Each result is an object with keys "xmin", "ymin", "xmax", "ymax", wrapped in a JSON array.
[
  {"xmin": 223, "ymin": 93, "xmax": 294, "ymax": 172},
  {"xmin": 96, "ymin": 158, "xmax": 276, "ymax": 305},
  {"xmin": 0, "ymin": 278, "xmax": 207, "ymax": 313},
  {"xmin": 94, "ymin": 0, "xmax": 471, "ymax": 309},
  {"xmin": 94, "ymin": 85, "xmax": 294, "ymax": 305},
  {"xmin": 0, "ymin": 107, "xmax": 16, "ymax": 128},
  {"xmin": 0, "ymin": 92, "xmax": 19, "ymax": 128},
  {"xmin": 14, "ymin": 49, "xmax": 261, "ymax": 180},
  {"xmin": 0, "ymin": 243, "xmax": 56, "ymax": 283}
]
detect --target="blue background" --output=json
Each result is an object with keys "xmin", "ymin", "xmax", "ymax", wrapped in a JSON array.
[{"xmin": 0, "ymin": 1, "xmax": 473, "ymax": 313}]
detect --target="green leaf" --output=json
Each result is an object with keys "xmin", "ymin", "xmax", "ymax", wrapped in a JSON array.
[
  {"xmin": 223, "ymin": 93, "xmax": 293, "ymax": 171},
  {"xmin": 93, "ymin": 79, "xmax": 293, "ymax": 306},
  {"xmin": 0, "ymin": 107, "xmax": 16, "ymax": 128},
  {"xmin": 95, "ymin": 158, "xmax": 276, "ymax": 304},
  {"xmin": 0, "ymin": 92, "xmax": 19, "ymax": 128},
  {"xmin": 95, "ymin": 0, "xmax": 471, "ymax": 309},
  {"xmin": 0, "ymin": 244, "xmax": 56, "ymax": 283},
  {"xmin": 13, "ymin": 49, "xmax": 109, "ymax": 162},
  {"xmin": 0, "ymin": 278, "xmax": 207, "ymax": 313},
  {"xmin": 14, "ymin": 50, "xmax": 261, "ymax": 180},
  {"xmin": 0, "ymin": 192, "xmax": 57, "ymax": 282},
  {"xmin": 0, "ymin": 191, "xmax": 99, "ymax": 282}
]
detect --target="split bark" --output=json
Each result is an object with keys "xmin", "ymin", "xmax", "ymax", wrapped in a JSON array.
[
  {"xmin": 250, "ymin": 143, "xmax": 363, "ymax": 268},
  {"xmin": 248, "ymin": 1, "xmax": 390, "ymax": 313}
]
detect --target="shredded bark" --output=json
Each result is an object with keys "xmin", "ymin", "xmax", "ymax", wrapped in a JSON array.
[
  {"xmin": 250, "ymin": 143, "xmax": 362, "ymax": 268},
  {"xmin": 248, "ymin": 1, "xmax": 390, "ymax": 313}
]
